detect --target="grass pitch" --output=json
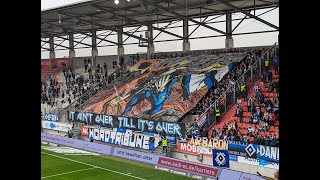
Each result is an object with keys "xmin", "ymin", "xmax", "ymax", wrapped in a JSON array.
[{"xmin": 41, "ymin": 146, "xmax": 194, "ymax": 180}]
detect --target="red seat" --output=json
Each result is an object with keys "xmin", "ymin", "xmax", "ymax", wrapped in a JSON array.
[
  {"xmin": 269, "ymin": 93, "xmax": 274, "ymax": 97},
  {"xmin": 243, "ymin": 106, "xmax": 248, "ymax": 112},
  {"xmin": 243, "ymin": 117, "xmax": 249, "ymax": 123},
  {"xmin": 269, "ymin": 126, "xmax": 275, "ymax": 131},
  {"xmin": 249, "ymin": 137, "xmax": 255, "ymax": 142},
  {"xmin": 238, "ymin": 123, "xmax": 242, "ymax": 128},
  {"xmin": 274, "ymin": 120, "xmax": 279, "ymax": 126}
]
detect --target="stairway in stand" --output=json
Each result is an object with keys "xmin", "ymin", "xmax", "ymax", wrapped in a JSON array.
[{"xmin": 208, "ymin": 68, "xmax": 279, "ymax": 140}]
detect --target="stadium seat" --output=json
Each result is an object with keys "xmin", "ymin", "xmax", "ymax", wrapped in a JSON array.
[
  {"xmin": 269, "ymin": 126, "xmax": 275, "ymax": 131},
  {"xmin": 243, "ymin": 106, "xmax": 248, "ymax": 112},
  {"xmin": 241, "ymin": 123, "xmax": 247, "ymax": 129},
  {"xmin": 274, "ymin": 120, "xmax": 279, "ymax": 126}
]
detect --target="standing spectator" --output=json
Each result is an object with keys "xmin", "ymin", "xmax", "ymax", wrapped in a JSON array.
[
  {"xmin": 103, "ymin": 63, "xmax": 107, "ymax": 73},
  {"xmin": 264, "ymin": 57, "xmax": 270, "ymax": 71},
  {"xmin": 273, "ymin": 56, "xmax": 279, "ymax": 75}
]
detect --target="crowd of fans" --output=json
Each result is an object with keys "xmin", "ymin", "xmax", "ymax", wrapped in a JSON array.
[
  {"xmin": 41, "ymin": 54, "xmax": 142, "ymax": 110},
  {"xmin": 190, "ymin": 48, "xmax": 263, "ymax": 115},
  {"xmin": 187, "ymin": 47, "xmax": 279, "ymax": 147}
]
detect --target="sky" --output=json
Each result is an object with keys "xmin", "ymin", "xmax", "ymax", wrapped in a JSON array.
[{"xmin": 41, "ymin": 0, "xmax": 279, "ymax": 59}]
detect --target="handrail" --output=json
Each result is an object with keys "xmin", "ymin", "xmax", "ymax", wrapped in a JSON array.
[{"xmin": 195, "ymin": 43, "xmax": 277, "ymax": 130}]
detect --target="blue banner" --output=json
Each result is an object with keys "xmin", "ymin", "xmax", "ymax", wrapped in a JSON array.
[
  {"xmin": 212, "ymin": 150, "xmax": 229, "ymax": 168},
  {"xmin": 255, "ymin": 145, "xmax": 279, "ymax": 163},
  {"xmin": 228, "ymin": 142, "xmax": 257, "ymax": 159}
]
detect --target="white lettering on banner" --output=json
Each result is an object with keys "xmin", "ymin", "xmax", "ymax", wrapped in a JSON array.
[
  {"xmin": 42, "ymin": 121, "xmax": 72, "ymax": 132},
  {"xmin": 143, "ymin": 136, "xmax": 149, "ymax": 149},
  {"xmin": 259, "ymin": 146, "xmax": 279, "ymax": 161},
  {"xmin": 115, "ymin": 132, "xmax": 122, "ymax": 145},
  {"xmin": 99, "ymin": 130, "xmax": 105, "ymax": 141},
  {"xmin": 110, "ymin": 131, "xmax": 116, "ymax": 144},
  {"xmin": 45, "ymin": 113, "xmax": 59, "ymax": 121},
  {"xmin": 95, "ymin": 115, "xmax": 113, "ymax": 126},
  {"xmin": 123, "ymin": 133, "xmax": 130, "ymax": 146},
  {"xmin": 188, "ymin": 136, "xmax": 228, "ymax": 150},
  {"xmin": 104, "ymin": 129, "xmax": 110, "ymax": 142},
  {"xmin": 88, "ymin": 127, "xmax": 159, "ymax": 150},
  {"xmin": 94, "ymin": 129, "xmax": 99, "ymax": 140}
]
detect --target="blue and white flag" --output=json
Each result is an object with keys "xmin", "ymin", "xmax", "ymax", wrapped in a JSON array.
[{"xmin": 213, "ymin": 149, "xmax": 229, "ymax": 168}]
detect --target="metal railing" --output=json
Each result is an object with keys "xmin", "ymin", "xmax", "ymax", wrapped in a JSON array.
[{"xmin": 199, "ymin": 43, "xmax": 277, "ymax": 131}]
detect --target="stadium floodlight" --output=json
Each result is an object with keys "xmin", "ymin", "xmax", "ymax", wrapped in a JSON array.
[
  {"xmin": 127, "ymin": 0, "xmax": 130, "ymax": 2},
  {"xmin": 114, "ymin": 0, "xmax": 119, "ymax": 4}
]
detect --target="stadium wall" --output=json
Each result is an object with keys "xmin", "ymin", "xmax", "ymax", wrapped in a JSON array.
[
  {"xmin": 171, "ymin": 150, "xmax": 277, "ymax": 178},
  {"xmin": 41, "ymin": 133, "xmax": 269, "ymax": 179}
]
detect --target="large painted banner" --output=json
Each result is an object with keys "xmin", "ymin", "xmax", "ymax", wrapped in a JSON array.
[
  {"xmin": 87, "ymin": 127, "xmax": 160, "ymax": 150},
  {"xmin": 228, "ymin": 142, "xmax": 279, "ymax": 163},
  {"xmin": 81, "ymin": 54, "xmax": 241, "ymax": 123},
  {"xmin": 42, "ymin": 121, "xmax": 72, "ymax": 132},
  {"xmin": 68, "ymin": 111, "xmax": 187, "ymax": 139},
  {"xmin": 157, "ymin": 156, "xmax": 219, "ymax": 178},
  {"xmin": 212, "ymin": 150, "xmax": 229, "ymax": 168}
]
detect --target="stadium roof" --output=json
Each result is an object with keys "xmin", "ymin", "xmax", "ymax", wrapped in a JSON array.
[{"xmin": 41, "ymin": 0, "xmax": 279, "ymax": 39}]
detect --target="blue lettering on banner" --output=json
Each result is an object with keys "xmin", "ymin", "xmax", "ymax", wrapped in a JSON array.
[{"xmin": 45, "ymin": 113, "xmax": 59, "ymax": 122}]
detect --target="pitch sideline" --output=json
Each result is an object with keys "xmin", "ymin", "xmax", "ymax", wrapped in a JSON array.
[
  {"xmin": 41, "ymin": 151, "xmax": 146, "ymax": 180},
  {"xmin": 41, "ymin": 167, "xmax": 96, "ymax": 179}
]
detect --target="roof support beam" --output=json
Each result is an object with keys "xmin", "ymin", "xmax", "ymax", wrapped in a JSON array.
[
  {"xmin": 41, "ymin": 39, "xmax": 69, "ymax": 49},
  {"xmin": 142, "ymin": 0, "xmax": 226, "ymax": 35},
  {"xmin": 43, "ymin": 21, "xmax": 118, "ymax": 45},
  {"xmin": 91, "ymin": 4, "xmax": 183, "ymax": 39},
  {"xmin": 57, "ymin": 36, "xmax": 91, "ymax": 47},
  {"xmin": 215, "ymin": 0, "xmax": 279, "ymax": 30},
  {"xmin": 59, "ymin": 12, "xmax": 147, "ymax": 41}
]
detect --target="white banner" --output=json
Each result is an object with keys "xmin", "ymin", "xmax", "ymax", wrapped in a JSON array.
[
  {"xmin": 237, "ymin": 156, "xmax": 279, "ymax": 169},
  {"xmin": 42, "ymin": 121, "xmax": 72, "ymax": 132}
]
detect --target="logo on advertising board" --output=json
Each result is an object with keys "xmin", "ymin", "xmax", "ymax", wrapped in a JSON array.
[
  {"xmin": 80, "ymin": 126, "xmax": 88, "ymax": 136},
  {"xmin": 188, "ymin": 136, "xmax": 228, "ymax": 150},
  {"xmin": 177, "ymin": 142, "xmax": 212, "ymax": 157},
  {"xmin": 157, "ymin": 157, "xmax": 219, "ymax": 177},
  {"xmin": 42, "ymin": 121, "xmax": 72, "ymax": 132},
  {"xmin": 213, "ymin": 150, "xmax": 229, "ymax": 168}
]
